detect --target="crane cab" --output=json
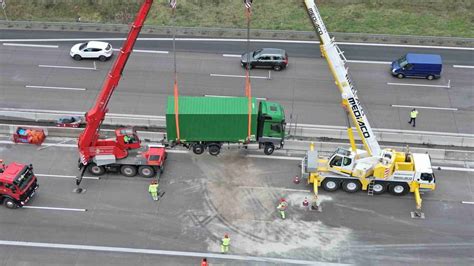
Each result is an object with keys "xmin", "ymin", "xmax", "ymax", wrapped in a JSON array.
[
  {"xmin": 328, "ymin": 148, "xmax": 369, "ymax": 175},
  {"xmin": 116, "ymin": 128, "xmax": 141, "ymax": 150}
]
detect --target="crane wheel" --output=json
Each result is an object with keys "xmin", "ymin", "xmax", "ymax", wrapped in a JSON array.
[
  {"xmin": 322, "ymin": 178, "xmax": 340, "ymax": 192},
  {"xmin": 87, "ymin": 163, "xmax": 106, "ymax": 176},
  {"xmin": 120, "ymin": 165, "xmax": 138, "ymax": 177},
  {"xmin": 388, "ymin": 183, "xmax": 409, "ymax": 196},
  {"xmin": 372, "ymin": 182, "xmax": 387, "ymax": 195},
  {"xmin": 138, "ymin": 166, "xmax": 155, "ymax": 178},
  {"xmin": 342, "ymin": 180, "xmax": 361, "ymax": 193}
]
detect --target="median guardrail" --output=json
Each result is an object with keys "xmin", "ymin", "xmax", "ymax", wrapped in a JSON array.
[{"xmin": 1, "ymin": 109, "xmax": 473, "ymax": 148}]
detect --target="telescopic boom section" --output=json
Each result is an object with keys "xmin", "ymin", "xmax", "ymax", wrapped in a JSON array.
[
  {"xmin": 303, "ymin": 0, "xmax": 381, "ymax": 157},
  {"xmin": 78, "ymin": 0, "xmax": 153, "ymax": 161}
]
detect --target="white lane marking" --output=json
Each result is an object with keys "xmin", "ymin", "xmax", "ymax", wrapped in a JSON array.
[
  {"xmin": 346, "ymin": 60, "xmax": 391, "ymax": 64},
  {"xmin": 0, "ymin": 240, "xmax": 333, "ymax": 265},
  {"xmin": 223, "ymin": 54, "xmax": 241, "ymax": 57},
  {"xmin": 38, "ymin": 65, "xmax": 96, "ymax": 70},
  {"xmin": 210, "ymin": 73, "xmax": 268, "ymax": 79},
  {"xmin": 387, "ymin": 81, "xmax": 450, "ymax": 89},
  {"xmin": 0, "ymin": 140, "xmax": 77, "ymax": 147},
  {"xmin": 112, "ymin": 48, "xmax": 168, "ymax": 54},
  {"xmin": 453, "ymin": 65, "xmax": 474, "ymax": 69},
  {"xmin": 239, "ymin": 186, "xmax": 309, "ymax": 192},
  {"xmin": 204, "ymin": 94, "xmax": 267, "ymax": 101},
  {"xmin": 0, "ymin": 108, "xmax": 165, "ymax": 120},
  {"xmin": 22, "ymin": 206, "xmax": 87, "ymax": 212},
  {"xmin": 36, "ymin": 174, "xmax": 100, "ymax": 180},
  {"xmin": 247, "ymin": 154, "xmax": 303, "ymax": 161},
  {"xmin": 25, "ymin": 85, "xmax": 86, "ymax": 91},
  {"xmin": 2, "ymin": 37, "xmax": 473, "ymax": 51},
  {"xmin": 166, "ymin": 150, "xmax": 189, "ymax": 154},
  {"xmin": 434, "ymin": 166, "xmax": 474, "ymax": 172},
  {"xmin": 2, "ymin": 43, "xmax": 58, "ymax": 48},
  {"xmin": 391, "ymin": 105, "xmax": 458, "ymax": 111},
  {"xmin": 461, "ymin": 201, "xmax": 474, "ymax": 204}
]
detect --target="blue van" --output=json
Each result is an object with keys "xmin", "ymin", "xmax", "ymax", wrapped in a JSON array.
[{"xmin": 391, "ymin": 53, "xmax": 442, "ymax": 80}]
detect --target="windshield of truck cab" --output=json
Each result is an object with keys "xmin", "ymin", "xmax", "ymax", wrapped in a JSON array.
[
  {"xmin": 13, "ymin": 167, "xmax": 34, "ymax": 190},
  {"xmin": 397, "ymin": 56, "xmax": 408, "ymax": 68}
]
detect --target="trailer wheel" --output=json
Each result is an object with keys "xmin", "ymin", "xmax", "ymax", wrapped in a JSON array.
[
  {"xmin": 372, "ymin": 182, "xmax": 387, "ymax": 195},
  {"xmin": 389, "ymin": 183, "xmax": 409, "ymax": 196},
  {"xmin": 342, "ymin": 180, "xmax": 361, "ymax": 193},
  {"xmin": 138, "ymin": 166, "xmax": 155, "ymax": 178},
  {"xmin": 263, "ymin": 143, "xmax": 275, "ymax": 155},
  {"xmin": 4, "ymin": 198, "xmax": 19, "ymax": 209},
  {"xmin": 120, "ymin": 165, "xmax": 137, "ymax": 177},
  {"xmin": 87, "ymin": 163, "xmax": 106, "ymax": 176},
  {"xmin": 192, "ymin": 144, "xmax": 205, "ymax": 155},
  {"xmin": 322, "ymin": 178, "xmax": 340, "ymax": 192},
  {"xmin": 426, "ymin": 74, "xmax": 435, "ymax": 80},
  {"xmin": 397, "ymin": 73, "xmax": 404, "ymax": 79},
  {"xmin": 208, "ymin": 144, "xmax": 221, "ymax": 156}
]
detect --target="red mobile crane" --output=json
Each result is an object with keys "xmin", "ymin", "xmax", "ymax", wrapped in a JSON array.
[{"xmin": 76, "ymin": 0, "xmax": 165, "ymax": 185}]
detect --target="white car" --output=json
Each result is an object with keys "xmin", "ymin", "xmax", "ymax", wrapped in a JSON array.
[{"xmin": 70, "ymin": 41, "xmax": 113, "ymax": 61}]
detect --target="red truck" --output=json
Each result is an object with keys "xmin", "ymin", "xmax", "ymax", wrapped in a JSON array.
[{"xmin": 0, "ymin": 160, "xmax": 39, "ymax": 209}]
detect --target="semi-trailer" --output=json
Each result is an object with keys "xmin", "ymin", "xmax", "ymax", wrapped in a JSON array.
[{"xmin": 166, "ymin": 96, "xmax": 286, "ymax": 155}]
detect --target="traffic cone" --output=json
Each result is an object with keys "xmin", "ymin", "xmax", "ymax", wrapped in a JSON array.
[
  {"xmin": 302, "ymin": 197, "xmax": 309, "ymax": 207},
  {"xmin": 293, "ymin": 175, "xmax": 300, "ymax": 184}
]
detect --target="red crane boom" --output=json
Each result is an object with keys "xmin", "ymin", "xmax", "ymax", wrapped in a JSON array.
[{"xmin": 77, "ymin": 0, "xmax": 166, "ymax": 185}]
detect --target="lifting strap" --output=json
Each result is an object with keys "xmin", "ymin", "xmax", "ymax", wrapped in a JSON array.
[
  {"xmin": 244, "ymin": 0, "xmax": 253, "ymax": 142},
  {"xmin": 170, "ymin": 0, "xmax": 180, "ymax": 142}
]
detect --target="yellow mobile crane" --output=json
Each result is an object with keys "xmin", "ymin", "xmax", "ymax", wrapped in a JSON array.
[{"xmin": 301, "ymin": 0, "xmax": 436, "ymax": 215}]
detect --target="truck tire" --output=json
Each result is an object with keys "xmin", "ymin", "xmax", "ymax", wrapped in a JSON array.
[
  {"xmin": 426, "ymin": 74, "xmax": 435, "ymax": 80},
  {"xmin": 263, "ymin": 143, "xmax": 275, "ymax": 155},
  {"xmin": 372, "ymin": 182, "xmax": 387, "ymax": 195},
  {"xmin": 138, "ymin": 166, "xmax": 155, "ymax": 178},
  {"xmin": 322, "ymin": 178, "xmax": 340, "ymax": 192},
  {"xmin": 120, "ymin": 165, "xmax": 137, "ymax": 177},
  {"xmin": 389, "ymin": 183, "xmax": 409, "ymax": 196},
  {"xmin": 208, "ymin": 144, "xmax": 221, "ymax": 156},
  {"xmin": 87, "ymin": 163, "xmax": 106, "ymax": 176},
  {"xmin": 192, "ymin": 144, "xmax": 205, "ymax": 155},
  {"xmin": 397, "ymin": 73, "xmax": 404, "ymax": 79},
  {"xmin": 4, "ymin": 198, "xmax": 19, "ymax": 209},
  {"xmin": 342, "ymin": 180, "xmax": 361, "ymax": 193}
]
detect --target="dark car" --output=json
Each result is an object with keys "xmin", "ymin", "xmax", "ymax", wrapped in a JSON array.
[
  {"xmin": 241, "ymin": 48, "xmax": 288, "ymax": 71},
  {"xmin": 56, "ymin": 116, "xmax": 83, "ymax": 128}
]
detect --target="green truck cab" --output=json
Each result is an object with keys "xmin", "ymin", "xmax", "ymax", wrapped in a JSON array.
[{"xmin": 166, "ymin": 96, "xmax": 285, "ymax": 155}]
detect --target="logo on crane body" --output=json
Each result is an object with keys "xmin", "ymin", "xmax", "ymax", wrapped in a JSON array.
[
  {"xmin": 348, "ymin": 97, "xmax": 370, "ymax": 139},
  {"xmin": 307, "ymin": 8, "xmax": 323, "ymax": 37}
]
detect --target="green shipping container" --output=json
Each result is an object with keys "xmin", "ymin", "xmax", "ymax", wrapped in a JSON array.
[{"xmin": 166, "ymin": 96, "xmax": 258, "ymax": 143}]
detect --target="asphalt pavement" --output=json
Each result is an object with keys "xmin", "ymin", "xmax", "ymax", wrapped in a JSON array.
[{"xmin": 0, "ymin": 137, "xmax": 473, "ymax": 265}]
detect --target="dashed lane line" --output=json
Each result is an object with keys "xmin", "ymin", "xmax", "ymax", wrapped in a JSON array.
[
  {"xmin": 38, "ymin": 65, "xmax": 96, "ymax": 70},
  {"xmin": 461, "ymin": 201, "xmax": 474, "ymax": 205},
  {"xmin": 391, "ymin": 104, "xmax": 458, "ymax": 111},
  {"xmin": 0, "ymin": 240, "xmax": 338, "ymax": 265},
  {"xmin": 22, "ymin": 206, "xmax": 87, "ymax": 212},
  {"xmin": 25, "ymin": 85, "xmax": 87, "ymax": 91},
  {"xmin": 434, "ymin": 166, "xmax": 474, "ymax": 172},
  {"xmin": 2, "ymin": 43, "xmax": 58, "ymax": 48},
  {"xmin": 387, "ymin": 81, "xmax": 451, "ymax": 89},
  {"xmin": 453, "ymin": 65, "xmax": 474, "ymax": 69},
  {"xmin": 36, "ymin": 174, "xmax": 99, "ymax": 180},
  {"xmin": 210, "ymin": 73, "xmax": 268, "ymax": 79}
]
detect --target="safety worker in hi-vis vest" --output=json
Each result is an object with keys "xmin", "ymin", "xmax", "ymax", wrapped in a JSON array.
[
  {"xmin": 221, "ymin": 234, "xmax": 230, "ymax": 253},
  {"xmin": 277, "ymin": 198, "xmax": 288, "ymax": 219},
  {"xmin": 408, "ymin": 108, "xmax": 419, "ymax": 127},
  {"xmin": 148, "ymin": 180, "xmax": 159, "ymax": 201}
]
